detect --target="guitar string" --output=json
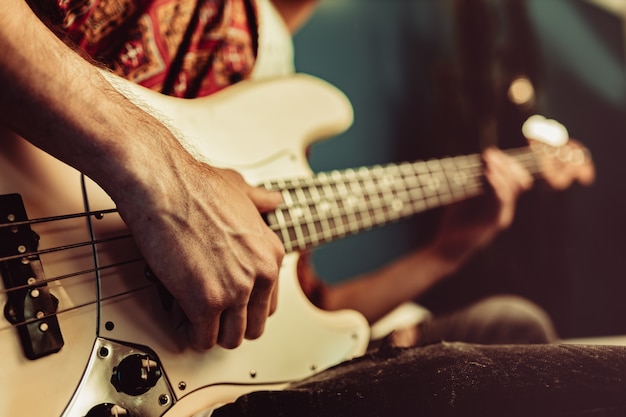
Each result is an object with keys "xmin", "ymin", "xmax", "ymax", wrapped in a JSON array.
[
  {"xmin": 0, "ymin": 208, "xmax": 118, "ymax": 229},
  {"xmin": 0, "ymin": 281, "xmax": 154, "ymax": 332},
  {"xmin": 0, "ymin": 257, "xmax": 143, "ymax": 295},
  {"xmin": 0, "ymin": 233, "xmax": 133, "ymax": 263}
]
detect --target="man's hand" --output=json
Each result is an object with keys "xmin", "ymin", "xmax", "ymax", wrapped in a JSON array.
[
  {"xmin": 115, "ymin": 162, "xmax": 285, "ymax": 351},
  {"xmin": 429, "ymin": 147, "xmax": 533, "ymax": 269}
]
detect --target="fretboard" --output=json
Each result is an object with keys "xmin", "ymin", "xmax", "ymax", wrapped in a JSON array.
[{"xmin": 264, "ymin": 147, "xmax": 542, "ymax": 253}]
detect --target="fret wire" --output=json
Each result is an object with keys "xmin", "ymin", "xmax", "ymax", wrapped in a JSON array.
[
  {"xmin": 364, "ymin": 167, "xmax": 383, "ymax": 227},
  {"xmin": 334, "ymin": 170, "xmax": 357, "ymax": 236},
  {"xmin": 378, "ymin": 164, "xmax": 405, "ymax": 227},
  {"xmin": 287, "ymin": 202, "xmax": 307, "ymax": 251},
  {"xmin": 340, "ymin": 171, "xmax": 359, "ymax": 239},
  {"xmin": 352, "ymin": 166, "xmax": 378, "ymax": 228},
  {"xmin": 309, "ymin": 182, "xmax": 333, "ymax": 244},
  {"xmin": 341, "ymin": 169, "xmax": 364, "ymax": 231},
  {"xmin": 397, "ymin": 163, "xmax": 419, "ymax": 220},
  {"xmin": 265, "ymin": 178, "xmax": 294, "ymax": 251},
  {"xmin": 353, "ymin": 168, "xmax": 376, "ymax": 230},
  {"xmin": 371, "ymin": 166, "xmax": 393, "ymax": 226},
  {"xmin": 293, "ymin": 185, "xmax": 314, "ymax": 247},
  {"xmin": 319, "ymin": 172, "xmax": 346, "ymax": 239},
  {"xmin": 453, "ymin": 155, "xmax": 481, "ymax": 198},
  {"xmin": 383, "ymin": 164, "xmax": 410, "ymax": 224},
  {"xmin": 416, "ymin": 160, "xmax": 442, "ymax": 209},
  {"xmin": 370, "ymin": 165, "xmax": 393, "ymax": 224},
  {"xmin": 431, "ymin": 158, "xmax": 451, "ymax": 206},
  {"xmin": 290, "ymin": 178, "xmax": 315, "ymax": 250},
  {"xmin": 444, "ymin": 157, "xmax": 464, "ymax": 199},
  {"xmin": 400, "ymin": 162, "xmax": 421, "ymax": 215},
  {"xmin": 360, "ymin": 166, "xmax": 386, "ymax": 230},
  {"xmin": 272, "ymin": 205, "xmax": 293, "ymax": 252},
  {"xmin": 325, "ymin": 171, "xmax": 347, "ymax": 238}
]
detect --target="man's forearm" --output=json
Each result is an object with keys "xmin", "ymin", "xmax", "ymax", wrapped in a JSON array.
[
  {"xmin": 0, "ymin": 1, "xmax": 191, "ymax": 204},
  {"xmin": 323, "ymin": 245, "xmax": 460, "ymax": 324}
]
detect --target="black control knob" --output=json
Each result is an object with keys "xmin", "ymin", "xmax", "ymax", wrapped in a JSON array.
[
  {"xmin": 85, "ymin": 403, "xmax": 131, "ymax": 417},
  {"xmin": 111, "ymin": 353, "xmax": 162, "ymax": 396}
]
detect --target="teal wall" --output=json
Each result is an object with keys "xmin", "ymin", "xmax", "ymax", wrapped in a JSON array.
[{"xmin": 292, "ymin": 0, "xmax": 626, "ymax": 338}]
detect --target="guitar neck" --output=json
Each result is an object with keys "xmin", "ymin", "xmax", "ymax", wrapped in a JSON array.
[{"xmin": 264, "ymin": 146, "xmax": 543, "ymax": 253}]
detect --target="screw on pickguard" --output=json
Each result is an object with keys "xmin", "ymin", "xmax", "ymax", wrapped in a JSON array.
[{"xmin": 0, "ymin": 194, "xmax": 64, "ymax": 359}]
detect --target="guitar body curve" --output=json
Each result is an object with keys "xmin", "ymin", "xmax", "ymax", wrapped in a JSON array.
[{"xmin": 0, "ymin": 74, "xmax": 369, "ymax": 417}]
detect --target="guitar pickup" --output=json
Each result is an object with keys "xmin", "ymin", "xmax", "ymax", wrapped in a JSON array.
[{"xmin": 0, "ymin": 194, "xmax": 64, "ymax": 360}]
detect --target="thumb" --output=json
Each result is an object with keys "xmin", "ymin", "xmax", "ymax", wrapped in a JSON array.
[{"xmin": 248, "ymin": 186, "xmax": 283, "ymax": 213}]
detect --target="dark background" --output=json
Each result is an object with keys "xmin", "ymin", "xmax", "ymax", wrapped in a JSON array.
[{"xmin": 292, "ymin": 0, "xmax": 626, "ymax": 339}]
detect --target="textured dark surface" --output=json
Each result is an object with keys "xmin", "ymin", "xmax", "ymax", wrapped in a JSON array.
[{"xmin": 214, "ymin": 342, "xmax": 626, "ymax": 417}]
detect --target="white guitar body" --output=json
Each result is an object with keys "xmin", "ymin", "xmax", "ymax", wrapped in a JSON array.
[{"xmin": 0, "ymin": 74, "xmax": 369, "ymax": 417}]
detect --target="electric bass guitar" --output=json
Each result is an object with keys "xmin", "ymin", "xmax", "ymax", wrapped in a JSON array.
[{"xmin": 0, "ymin": 72, "xmax": 593, "ymax": 417}]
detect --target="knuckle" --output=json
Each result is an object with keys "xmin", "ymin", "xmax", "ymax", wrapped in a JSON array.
[
  {"xmin": 246, "ymin": 326, "xmax": 264, "ymax": 341},
  {"xmin": 194, "ymin": 338, "xmax": 216, "ymax": 351},
  {"xmin": 233, "ymin": 280, "xmax": 253, "ymax": 300},
  {"xmin": 219, "ymin": 336, "xmax": 243, "ymax": 350},
  {"xmin": 268, "ymin": 304, "xmax": 277, "ymax": 316}
]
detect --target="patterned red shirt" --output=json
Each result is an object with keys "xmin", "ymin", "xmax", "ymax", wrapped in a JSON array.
[{"xmin": 35, "ymin": 0, "xmax": 258, "ymax": 97}]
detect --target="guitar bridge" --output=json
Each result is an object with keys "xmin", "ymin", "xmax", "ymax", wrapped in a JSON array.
[{"xmin": 0, "ymin": 194, "xmax": 64, "ymax": 359}]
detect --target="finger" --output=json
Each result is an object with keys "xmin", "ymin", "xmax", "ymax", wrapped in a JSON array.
[
  {"xmin": 218, "ymin": 306, "xmax": 247, "ymax": 349},
  {"xmin": 483, "ymin": 150, "xmax": 510, "ymax": 197},
  {"xmin": 168, "ymin": 302, "xmax": 195, "ymax": 350},
  {"xmin": 245, "ymin": 276, "xmax": 277, "ymax": 340},
  {"xmin": 218, "ymin": 168, "xmax": 284, "ymax": 212},
  {"xmin": 483, "ymin": 155, "xmax": 518, "ymax": 229},
  {"xmin": 269, "ymin": 280, "xmax": 279, "ymax": 315},
  {"xmin": 248, "ymin": 186, "xmax": 284, "ymax": 213},
  {"xmin": 501, "ymin": 155, "xmax": 533, "ymax": 192},
  {"xmin": 485, "ymin": 147, "xmax": 533, "ymax": 192},
  {"xmin": 186, "ymin": 314, "xmax": 221, "ymax": 350},
  {"xmin": 484, "ymin": 166, "xmax": 511, "ymax": 201}
]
